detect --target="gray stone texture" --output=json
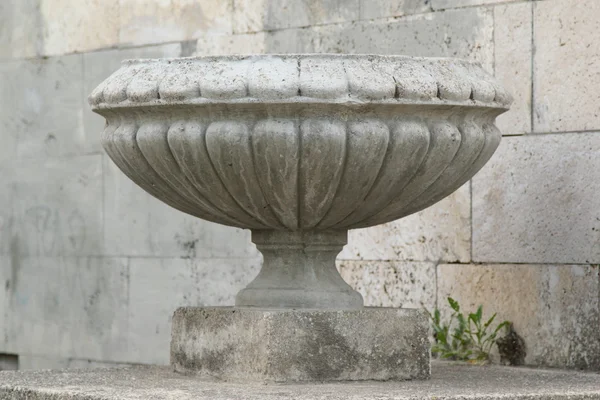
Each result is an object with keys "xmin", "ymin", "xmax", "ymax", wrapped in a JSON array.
[
  {"xmin": 199, "ymin": 6, "xmax": 494, "ymax": 70},
  {"xmin": 18, "ymin": 355, "xmax": 130, "ymax": 371},
  {"xmin": 0, "ymin": 55, "xmax": 87, "ymax": 162},
  {"xmin": 119, "ymin": 0, "xmax": 232, "ymax": 47},
  {"xmin": 494, "ymin": 1, "xmax": 532, "ymax": 136},
  {"xmin": 534, "ymin": 0, "xmax": 600, "ymax": 133},
  {"xmin": 473, "ymin": 133, "xmax": 600, "ymax": 264},
  {"xmin": 103, "ymin": 154, "xmax": 257, "ymax": 259},
  {"xmin": 437, "ymin": 263, "xmax": 600, "ymax": 370},
  {"xmin": 431, "ymin": 0, "xmax": 521, "ymax": 9},
  {"xmin": 233, "ymin": 0, "xmax": 360, "ymax": 33},
  {"xmin": 0, "ymin": 256, "xmax": 129, "ymax": 361},
  {"xmin": 337, "ymin": 260, "xmax": 436, "ymax": 310},
  {"xmin": 0, "ymin": 255, "xmax": 258, "ymax": 365},
  {"xmin": 339, "ymin": 183, "xmax": 470, "ymax": 262},
  {"xmin": 1, "ymin": 156, "xmax": 103, "ymax": 257},
  {"xmin": 2, "ymin": 362, "xmax": 600, "ymax": 400},
  {"xmin": 0, "ymin": 0, "xmax": 119, "ymax": 58},
  {"xmin": 359, "ymin": 0, "xmax": 432, "ymax": 20},
  {"xmin": 0, "ymin": 0, "xmax": 43, "ymax": 59},
  {"xmin": 171, "ymin": 307, "xmax": 430, "ymax": 382},
  {"xmin": 127, "ymin": 257, "xmax": 259, "ymax": 365}
]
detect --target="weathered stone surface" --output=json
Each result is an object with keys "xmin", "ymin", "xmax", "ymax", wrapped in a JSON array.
[
  {"xmin": 0, "ymin": 257, "xmax": 8, "ymax": 349},
  {"xmin": 534, "ymin": 0, "xmax": 600, "ymax": 133},
  {"xmin": 0, "ymin": 55, "xmax": 87, "ymax": 161},
  {"xmin": 0, "ymin": 256, "xmax": 129, "ymax": 361},
  {"xmin": 238, "ymin": 231, "xmax": 362, "ymax": 309},
  {"xmin": 2, "ymin": 362, "xmax": 600, "ymax": 399},
  {"xmin": 83, "ymin": 44, "xmax": 183, "ymax": 154},
  {"xmin": 472, "ymin": 133, "xmax": 600, "ymax": 264},
  {"xmin": 1, "ymin": 155, "xmax": 103, "ymax": 257},
  {"xmin": 337, "ymin": 261, "xmax": 436, "ymax": 310},
  {"xmin": 340, "ymin": 183, "xmax": 470, "ymax": 262},
  {"xmin": 437, "ymin": 263, "xmax": 600, "ymax": 370},
  {"xmin": 200, "ymin": 7, "xmax": 495, "ymax": 70},
  {"xmin": 233, "ymin": 0, "xmax": 359, "ymax": 34},
  {"xmin": 359, "ymin": 0, "xmax": 431, "ymax": 20},
  {"xmin": 40, "ymin": 0, "xmax": 119, "ymax": 56},
  {"xmin": 300, "ymin": 7, "xmax": 494, "ymax": 71},
  {"xmin": 171, "ymin": 307, "xmax": 429, "ymax": 382},
  {"xmin": 0, "ymin": 0, "xmax": 42, "ymax": 59},
  {"xmin": 104, "ymin": 155, "xmax": 257, "ymax": 258},
  {"xmin": 92, "ymin": 55, "xmax": 508, "ymax": 233},
  {"xmin": 494, "ymin": 2, "xmax": 532, "ymax": 135},
  {"xmin": 119, "ymin": 0, "xmax": 232, "ymax": 47},
  {"xmin": 127, "ymin": 257, "xmax": 260, "ymax": 365},
  {"xmin": 432, "ymin": 0, "xmax": 519, "ymax": 9},
  {"xmin": 0, "ymin": 181, "xmax": 12, "ymax": 256},
  {"xmin": 18, "ymin": 355, "xmax": 130, "ymax": 371},
  {"xmin": 196, "ymin": 32, "xmax": 268, "ymax": 56}
]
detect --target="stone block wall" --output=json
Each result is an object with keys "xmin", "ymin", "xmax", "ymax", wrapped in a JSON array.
[{"xmin": 0, "ymin": 0, "xmax": 598, "ymax": 370}]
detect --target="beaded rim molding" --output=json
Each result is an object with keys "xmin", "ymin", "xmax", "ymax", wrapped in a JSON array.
[{"xmin": 89, "ymin": 54, "xmax": 512, "ymax": 109}]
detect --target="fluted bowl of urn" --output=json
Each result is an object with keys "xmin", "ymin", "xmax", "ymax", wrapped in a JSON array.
[{"xmin": 90, "ymin": 54, "xmax": 511, "ymax": 310}]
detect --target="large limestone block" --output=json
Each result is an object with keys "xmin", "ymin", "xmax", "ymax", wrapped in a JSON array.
[
  {"xmin": 1, "ymin": 256, "xmax": 129, "ymax": 361},
  {"xmin": 233, "ymin": 0, "xmax": 359, "ymax": 34},
  {"xmin": 534, "ymin": 0, "xmax": 600, "ymax": 132},
  {"xmin": 337, "ymin": 260, "xmax": 436, "ymax": 310},
  {"xmin": 0, "ymin": 55, "xmax": 87, "ymax": 161},
  {"xmin": 0, "ymin": 0, "xmax": 42, "ymax": 59},
  {"xmin": 171, "ymin": 307, "xmax": 430, "ymax": 382},
  {"xmin": 197, "ymin": 6, "xmax": 495, "ymax": 70},
  {"xmin": 2, "ymin": 155, "xmax": 103, "ymax": 257},
  {"xmin": 126, "ymin": 257, "xmax": 259, "ymax": 365},
  {"xmin": 437, "ymin": 263, "xmax": 600, "ymax": 370},
  {"xmin": 40, "ymin": 0, "xmax": 119, "ymax": 56},
  {"xmin": 119, "ymin": 0, "xmax": 232, "ymax": 47},
  {"xmin": 473, "ymin": 133, "xmax": 600, "ymax": 264},
  {"xmin": 494, "ymin": 2, "xmax": 532, "ymax": 135}
]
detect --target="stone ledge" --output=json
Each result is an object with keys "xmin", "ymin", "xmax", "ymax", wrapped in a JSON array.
[{"xmin": 1, "ymin": 362, "xmax": 599, "ymax": 400}]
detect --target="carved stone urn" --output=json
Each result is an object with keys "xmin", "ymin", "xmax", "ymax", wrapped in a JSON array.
[{"xmin": 90, "ymin": 54, "xmax": 510, "ymax": 382}]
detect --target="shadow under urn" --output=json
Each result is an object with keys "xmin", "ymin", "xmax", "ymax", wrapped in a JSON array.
[{"xmin": 90, "ymin": 54, "xmax": 511, "ymax": 382}]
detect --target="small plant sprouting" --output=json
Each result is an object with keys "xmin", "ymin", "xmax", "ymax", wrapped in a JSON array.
[{"xmin": 426, "ymin": 297, "xmax": 510, "ymax": 362}]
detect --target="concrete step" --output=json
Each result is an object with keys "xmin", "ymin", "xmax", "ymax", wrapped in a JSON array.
[{"xmin": 1, "ymin": 361, "xmax": 599, "ymax": 399}]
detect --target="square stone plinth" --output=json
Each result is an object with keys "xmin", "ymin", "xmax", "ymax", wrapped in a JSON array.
[{"xmin": 170, "ymin": 307, "xmax": 429, "ymax": 382}]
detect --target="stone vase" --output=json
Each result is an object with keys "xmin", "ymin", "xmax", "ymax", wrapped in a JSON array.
[{"xmin": 90, "ymin": 54, "xmax": 511, "ymax": 382}]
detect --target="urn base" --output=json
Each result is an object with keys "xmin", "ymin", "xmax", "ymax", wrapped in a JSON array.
[
  {"xmin": 236, "ymin": 230, "xmax": 363, "ymax": 309},
  {"xmin": 170, "ymin": 307, "xmax": 430, "ymax": 383}
]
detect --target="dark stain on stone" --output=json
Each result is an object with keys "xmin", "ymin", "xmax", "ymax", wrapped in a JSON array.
[
  {"xmin": 497, "ymin": 323, "xmax": 526, "ymax": 366},
  {"xmin": 8, "ymin": 236, "xmax": 20, "ymax": 296},
  {"xmin": 180, "ymin": 40, "xmax": 197, "ymax": 57},
  {"xmin": 272, "ymin": 314, "xmax": 359, "ymax": 381},
  {"xmin": 175, "ymin": 235, "xmax": 199, "ymax": 258},
  {"xmin": 173, "ymin": 343, "xmax": 236, "ymax": 376}
]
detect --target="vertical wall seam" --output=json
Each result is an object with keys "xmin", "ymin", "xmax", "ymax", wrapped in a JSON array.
[{"xmin": 530, "ymin": 0, "xmax": 535, "ymax": 134}]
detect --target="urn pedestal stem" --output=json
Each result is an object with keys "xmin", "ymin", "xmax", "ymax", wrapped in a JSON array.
[{"xmin": 235, "ymin": 230, "xmax": 363, "ymax": 309}]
